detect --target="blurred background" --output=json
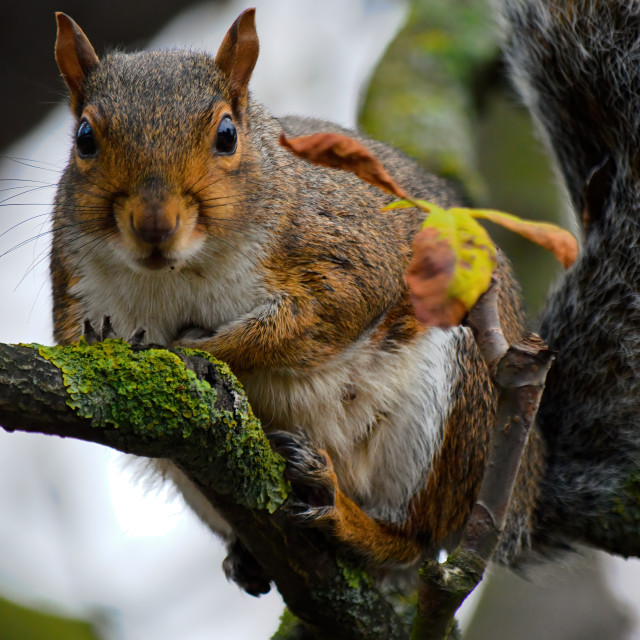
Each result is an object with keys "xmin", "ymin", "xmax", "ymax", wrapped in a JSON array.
[{"xmin": 0, "ymin": 0, "xmax": 638, "ymax": 638}]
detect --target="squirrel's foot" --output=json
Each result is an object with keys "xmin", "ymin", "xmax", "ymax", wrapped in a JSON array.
[
  {"xmin": 223, "ymin": 538, "xmax": 272, "ymax": 597},
  {"xmin": 128, "ymin": 327, "xmax": 148, "ymax": 348},
  {"xmin": 83, "ymin": 317, "xmax": 150, "ymax": 349},
  {"xmin": 268, "ymin": 431, "xmax": 339, "ymax": 528},
  {"xmin": 271, "ymin": 432, "xmax": 420, "ymax": 566},
  {"xmin": 172, "ymin": 325, "xmax": 217, "ymax": 352},
  {"xmin": 176, "ymin": 325, "xmax": 216, "ymax": 342}
]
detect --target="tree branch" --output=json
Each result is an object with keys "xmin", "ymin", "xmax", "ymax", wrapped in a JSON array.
[
  {"xmin": 0, "ymin": 340, "xmax": 407, "ymax": 640},
  {"xmin": 410, "ymin": 280, "xmax": 554, "ymax": 640},
  {"xmin": 4, "ymin": 301, "xmax": 640, "ymax": 640}
]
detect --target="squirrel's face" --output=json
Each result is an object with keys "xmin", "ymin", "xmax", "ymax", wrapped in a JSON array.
[
  {"xmin": 66, "ymin": 54, "xmax": 249, "ymax": 272},
  {"xmin": 54, "ymin": 11, "xmax": 260, "ymax": 273}
]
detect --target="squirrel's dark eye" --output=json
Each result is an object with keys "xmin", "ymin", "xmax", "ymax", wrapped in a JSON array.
[
  {"xmin": 214, "ymin": 116, "xmax": 237, "ymax": 155},
  {"xmin": 76, "ymin": 120, "xmax": 98, "ymax": 158}
]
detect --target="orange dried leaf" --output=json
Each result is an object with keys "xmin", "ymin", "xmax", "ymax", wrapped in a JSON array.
[
  {"xmin": 405, "ymin": 227, "xmax": 467, "ymax": 327},
  {"xmin": 462, "ymin": 208, "xmax": 579, "ymax": 269},
  {"xmin": 279, "ymin": 131, "xmax": 407, "ymax": 199}
]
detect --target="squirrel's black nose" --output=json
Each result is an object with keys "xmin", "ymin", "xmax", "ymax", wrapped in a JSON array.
[{"xmin": 130, "ymin": 207, "xmax": 180, "ymax": 245}]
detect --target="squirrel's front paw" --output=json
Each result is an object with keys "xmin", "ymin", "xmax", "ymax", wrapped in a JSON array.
[
  {"xmin": 268, "ymin": 431, "xmax": 339, "ymax": 528},
  {"xmin": 223, "ymin": 538, "xmax": 272, "ymax": 597},
  {"xmin": 172, "ymin": 325, "xmax": 217, "ymax": 351},
  {"xmin": 83, "ymin": 316, "xmax": 149, "ymax": 348}
]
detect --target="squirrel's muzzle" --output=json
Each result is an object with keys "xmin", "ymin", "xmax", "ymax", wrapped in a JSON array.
[
  {"xmin": 112, "ymin": 187, "xmax": 201, "ymax": 271},
  {"xmin": 130, "ymin": 201, "xmax": 180, "ymax": 246}
]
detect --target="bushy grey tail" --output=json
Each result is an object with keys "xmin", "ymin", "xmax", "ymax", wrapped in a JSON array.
[
  {"xmin": 496, "ymin": 0, "xmax": 640, "ymax": 555},
  {"xmin": 497, "ymin": 0, "xmax": 640, "ymax": 220}
]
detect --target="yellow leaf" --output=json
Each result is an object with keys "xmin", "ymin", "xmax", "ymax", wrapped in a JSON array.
[
  {"xmin": 429, "ymin": 208, "xmax": 497, "ymax": 312},
  {"xmin": 382, "ymin": 199, "xmax": 432, "ymax": 214},
  {"xmin": 406, "ymin": 207, "xmax": 497, "ymax": 327}
]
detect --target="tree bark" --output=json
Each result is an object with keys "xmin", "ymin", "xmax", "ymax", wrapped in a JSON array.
[{"xmin": 0, "ymin": 341, "xmax": 407, "ymax": 640}]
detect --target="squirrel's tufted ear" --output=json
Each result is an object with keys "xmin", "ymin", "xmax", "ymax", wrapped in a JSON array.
[
  {"xmin": 55, "ymin": 12, "xmax": 100, "ymax": 114},
  {"xmin": 215, "ymin": 8, "xmax": 259, "ymax": 116}
]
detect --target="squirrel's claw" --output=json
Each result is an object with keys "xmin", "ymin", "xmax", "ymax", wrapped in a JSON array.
[
  {"xmin": 223, "ymin": 538, "xmax": 272, "ymax": 597},
  {"xmin": 83, "ymin": 319, "xmax": 98, "ymax": 344},
  {"xmin": 268, "ymin": 431, "xmax": 338, "ymax": 526},
  {"xmin": 82, "ymin": 318, "xmax": 153, "ymax": 349},
  {"xmin": 83, "ymin": 316, "xmax": 115, "ymax": 344},
  {"xmin": 128, "ymin": 327, "xmax": 147, "ymax": 348}
]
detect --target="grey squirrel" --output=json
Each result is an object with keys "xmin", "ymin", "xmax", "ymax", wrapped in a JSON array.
[
  {"xmin": 51, "ymin": 8, "xmax": 544, "ymax": 593},
  {"xmin": 50, "ymin": 0, "xmax": 637, "ymax": 597}
]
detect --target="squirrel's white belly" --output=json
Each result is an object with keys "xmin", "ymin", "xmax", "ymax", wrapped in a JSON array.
[
  {"xmin": 71, "ymin": 245, "xmax": 264, "ymax": 345},
  {"xmin": 151, "ymin": 325, "xmax": 464, "ymax": 537},
  {"xmin": 240, "ymin": 326, "xmax": 463, "ymax": 522}
]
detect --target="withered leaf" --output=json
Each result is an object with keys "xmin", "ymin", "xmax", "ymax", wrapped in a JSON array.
[
  {"xmin": 279, "ymin": 131, "xmax": 407, "ymax": 198},
  {"xmin": 406, "ymin": 227, "xmax": 466, "ymax": 327},
  {"xmin": 463, "ymin": 208, "xmax": 579, "ymax": 269}
]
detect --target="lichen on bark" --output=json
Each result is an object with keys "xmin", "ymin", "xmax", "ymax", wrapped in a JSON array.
[{"xmin": 34, "ymin": 339, "xmax": 289, "ymax": 513}]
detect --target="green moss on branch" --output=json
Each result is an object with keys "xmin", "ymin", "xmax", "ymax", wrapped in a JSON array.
[{"xmin": 34, "ymin": 339, "xmax": 288, "ymax": 512}]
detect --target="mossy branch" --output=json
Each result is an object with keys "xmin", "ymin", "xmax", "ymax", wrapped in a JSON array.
[
  {"xmin": 0, "ymin": 340, "xmax": 286, "ymax": 510},
  {"xmin": 0, "ymin": 340, "xmax": 406, "ymax": 640}
]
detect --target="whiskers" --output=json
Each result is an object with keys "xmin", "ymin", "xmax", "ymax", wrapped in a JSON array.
[
  {"xmin": 0, "ymin": 158, "xmax": 116, "ymax": 294},
  {"xmin": 0, "ymin": 165, "xmax": 56, "ymax": 284},
  {"xmin": 0, "ymin": 153, "xmax": 276, "ymax": 299},
  {"xmin": 0, "ymin": 155, "xmax": 64, "ymax": 174}
]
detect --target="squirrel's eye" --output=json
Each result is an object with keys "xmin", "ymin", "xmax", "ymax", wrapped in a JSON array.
[
  {"xmin": 76, "ymin": 120, "xmax": 98, "ymax": 158},
  {"xmin": 214, "ymin": 116, "xmax": 237, "ymax": 155}
]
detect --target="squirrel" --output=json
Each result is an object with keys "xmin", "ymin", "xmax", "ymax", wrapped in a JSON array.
[{"xmin": 51, "ymin": 8, "xmax": 546, "ymax": 594}]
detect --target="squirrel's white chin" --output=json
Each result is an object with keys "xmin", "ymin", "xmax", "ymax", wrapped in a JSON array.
[{"xmin": 112, "ymin": 244, "xmax": 198, "ymax": 275}]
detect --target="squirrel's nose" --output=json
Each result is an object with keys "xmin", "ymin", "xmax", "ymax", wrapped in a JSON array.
[{"xmin": 130, "ymin": 207, "xmax": 180, "ymax": 245}]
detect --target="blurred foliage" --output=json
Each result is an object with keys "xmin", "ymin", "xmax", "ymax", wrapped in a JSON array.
[
  {"xmin": 0, "ymin": 595, "xmax": 98, "ymax": 640},
  {"xmin": 463, "ymin": 556, "xmax": 632, "ymax": 640},
  {"xmin": 359, "ymin": 0, "xmax": 564, "ymax": 316},
  {"xmin": 474, "ymin": 91, "xmax": 563, "ymax": 316},
  {"xmin": 360, "ymin": 0, "xmax": 498, "ymax": 201}
]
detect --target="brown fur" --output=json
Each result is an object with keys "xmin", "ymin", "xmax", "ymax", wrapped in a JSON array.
[
  {"xmin": 51, "ymin": 10, "xmax": 544, "ymax": 579},
  {"xmin": 279, "ymin": 278, "xmax": 542, "ymax": 567}
]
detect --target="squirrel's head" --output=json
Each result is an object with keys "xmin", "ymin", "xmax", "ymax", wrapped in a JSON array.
[{"xmin": 54, "ymin": 9, "xmax": 261, "ymax": 272}]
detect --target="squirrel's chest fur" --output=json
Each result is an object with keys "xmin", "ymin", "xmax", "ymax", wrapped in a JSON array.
[
  {"xmin": 72, "ymin": 248, "xmax": 465, "ymax": 523},
  {"xmin": 70, "ymin": 236, "xmax": 266, "ymax": 346}
]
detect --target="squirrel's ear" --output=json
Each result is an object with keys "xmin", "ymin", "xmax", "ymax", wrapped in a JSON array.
[
  {"xmin": 55, "ymin": 12, "xmax": 100, "ymax": 114},
  {"xmin": 215, "ymin": 8, "xmax": 259, "ymax": 115}
]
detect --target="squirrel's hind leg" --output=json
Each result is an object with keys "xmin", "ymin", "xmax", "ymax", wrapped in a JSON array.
[{"xmin": 269, "ymin": 431, "xmax": 423, "ymax": 567}]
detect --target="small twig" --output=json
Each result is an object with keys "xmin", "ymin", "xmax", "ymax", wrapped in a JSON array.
[
  {"xmin": 467, "ymin": 274, "xmax": 509, "ymax": 371},
  {"xmin": 411, "ymin": 280, "xmax": 554, "ymax": 640}
]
